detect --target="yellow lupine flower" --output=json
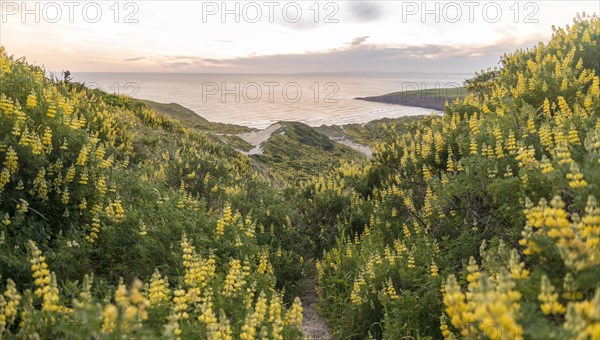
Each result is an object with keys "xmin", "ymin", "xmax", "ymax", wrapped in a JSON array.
[
  {"xmin": 567, "ymin": 165, "xmax": 588, "ymax": 188},
  {"xmin": 101, "ymin": 304, "xmax": 118, "ymax": 333},
  {"xmin": 240, "ymin": 313, "xmax": 256, "ymax": 340},
  {"xmin": 431, "ymin": 260, "xmax": 439, "ymax": 277},
  {"xmin": 568, "ymin": 125, "xmax": 581, "ymax": 145},
  {"xmin": 540, "ymin": 156, "xmax": 555, "ymax": 174},
  {"xmin": 439, "ymin": 314, "xmax": 453, "ymax": 340},
  {"xmin": 564, "ymin": 289, "xmax": 600, "ymax": 339},
  {"xmin": 60, "ymin": 138, "xmax": 68, "ymax": 150},
  {"xmin": 172, "ymin": 288, "xmax": 189, "ymax": 320},
  {"xmin": 215, "ymin": 310, "xmax": 234, "ymax": 340},
  {"xmin": 95, "ymin": 145, "xmax": 106, "ymax": 160},
  {"xmin": 562, "ymin": 273, "xmax": 583, "ymax": 301},
  {"xmin": 350, "ymin": 275, "xmax": 366, "ymax": 305},
  {"xmin": 1, "ymin": 213, "xmax": 10, "ymax": 225},
  {"xmin": 41, "ymin": 127, "xmax": 52, "ymax": 147},
  {"xmin": 3, "ymin": 147, "xmax": 18, "ymax": 173},
  {"xmin": 216, "ymin": 204, "xmax": 232, "ymax": 238},
  {"xmin": 223, "ymin": 259, "xmax": 244, "ymax": 297},
  {"xmin": 197, "ymin": 293, "xmax": 218, "ymax": 327},
  {"xmin": 509, "ymin": 249, "xmax": 529, "ymax": 279},
  {"xmin": 77, "ymin": 168, "xmax": 88, "ymax": 185},
  {"xmin": 539, "ymin": 275, "xmax": 566, "ymax": 315},
  {"xmin": 96, "ymin": 176, "xmax": 107, "ymax": 195},
  {"xmin": 46, "ymin": 104, "xmax": 57, "ymax": 118},
  {"xmin": 28, "ymin": 241, "xmax": 51, "ymax": 296},
  {"xmin": 2, "ymin": 279, "xmax": 21, "ymax": 327},
  {"xmin": 384, "ymin": 278, "xmax": 399, "ymax": 299},
  {"xmin": 76, "ymin": 145, "xmax": 90, "ymax": 166},
  {"xmin": 26, "ymin": 93, "xmax": 37, "ymax": 108},
  {"xmin": 60, "ymin": 187, "xmax": 70, "ymax": 204},
  {"xmin": 105, "ymin": 200, "xmax": 125, "ymax": 221},
  {"xmin": 268, "ymin": 293, "xmax": 284, "ymax": 340},
  {"xmin": 257, "ymin": 252, "xmax": 269, "ymax": 274},
  {"xmin": 284, "ymin": 297, "xmax": 303, "ymax": 329},
  {"xmin": 252, "ymin": 292, "xmax": 268, "ymax": 326},
  {"xmin": 85, "ymin": 216, "xmax": 101, "ymax": 244},
  {"xmin": 0, "ymin": 94, "xmax": 14, "ymax": 115}
]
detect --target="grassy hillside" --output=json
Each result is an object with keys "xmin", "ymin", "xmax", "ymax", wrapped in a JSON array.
[
  {"xmin": 315, "ymin": 14, "xmax": 600, "ymax": 338},
  {"xmin": 317, "ymin": 115, "xmax": 426, "ymax": 146},
  {"xmin": 255, "ymin": 122, "xmax": 366, "ymax": 181},
  {"xmin": 143, "ymin": 100, "xmax": 255, "ymax": 152},
  {"xmin": 142, "ymin": 99, "xmax": 252, "ymax": 134},
  {"xmin": 0, "ymin": 49, "xmax": 307, "ymax": 338},
  {"xmin": 356, "ymin": 87, "xmax": 468, "ymax": 110},
  {"xmin": 143, "ymin": 101, "xmax": 362, "ymax": 174}
]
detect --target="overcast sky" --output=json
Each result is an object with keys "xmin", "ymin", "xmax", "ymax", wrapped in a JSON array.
[{"xmin": 1, "ymin": 1, "xmax": 598, "ymax": 73}]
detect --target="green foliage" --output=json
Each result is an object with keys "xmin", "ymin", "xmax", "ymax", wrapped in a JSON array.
[
  {"xmin": 0, "ymin": 47, "xmax": 306, "ymax": 338},
  {"xmin": 316, "ymin": 14, "xmax": 600, "ymax": 339}
]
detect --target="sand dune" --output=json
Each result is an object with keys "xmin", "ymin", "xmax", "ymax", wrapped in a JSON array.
[{"xmin": 238, "ymin": 123, "xmax": 282, "ymax": 155}]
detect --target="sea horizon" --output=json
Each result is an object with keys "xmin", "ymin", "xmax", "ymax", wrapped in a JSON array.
[{"xmin": 73, "ymin": 72, "xmax": 465, "ymax": 129}]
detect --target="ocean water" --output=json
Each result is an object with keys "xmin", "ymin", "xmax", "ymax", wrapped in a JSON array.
[{"xmin": 72, "ymin": 73, "xmax": 468, "ymax": 129}]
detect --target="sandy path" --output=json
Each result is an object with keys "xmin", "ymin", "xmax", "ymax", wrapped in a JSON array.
[
  {"xmin": 333, "ymin": 138, "xmax": 372, "ymax": 158},
  {"xmin": 301, "ymin": 275, "xmax": 331, "ymax": 340},
  {"xmin": 237, "ymin": 123, "xmax": 282, "ymax": 155}
]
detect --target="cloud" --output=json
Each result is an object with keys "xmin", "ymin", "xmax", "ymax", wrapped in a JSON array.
[
  {"xmin": 164, "ymin": 61, "xmax": 192, "ymax": 68},
  {"xmin": 277, "ymin": 2, "xmax": 386, "ymax": 30},
  {"xmin": 158, "ymin": 55, "xmax": 231, "ymax": 68},
  {"xmin": 168, "ymin": 36, "xmax": 542, "ymax": 74},
  {"xmin": 347, "ymin": 2, "xmax": 384, "ymax": 22},
  {"xmin": 125, "ymin": 57, "xmax": 146, "ymax": 62},
  {"xmin": 349, "ymin": 36, "xmax": 370, "ymax": 46},
  {"xmin": 275, "ymin": 17, "xmax": 320, "ymax": 31}
]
